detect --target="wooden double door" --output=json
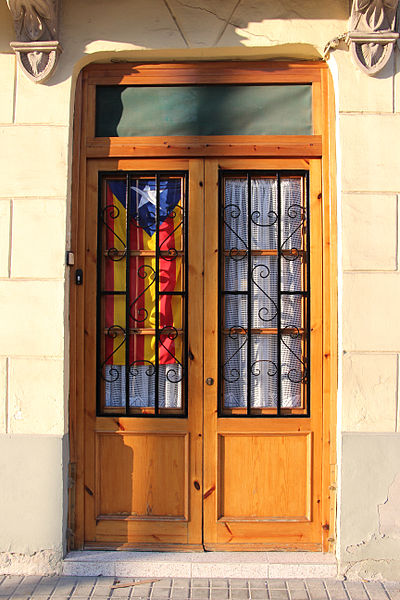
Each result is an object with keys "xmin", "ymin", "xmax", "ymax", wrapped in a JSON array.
[{"xmin": 80, "ymin": 156, "xmax": 325, "ymax": 551}]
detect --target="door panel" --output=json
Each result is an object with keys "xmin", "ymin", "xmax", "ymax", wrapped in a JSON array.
[
  {"xmin": 84, "ymin": 158, "xmax": 204, "ymax": 548},
  {"xmin": 203, "ymin": 158, "xmax": 323, "ymax": 550},
  {"xmin": 218, "ymin": 432, "xmax": 312, "ymax": 521}
]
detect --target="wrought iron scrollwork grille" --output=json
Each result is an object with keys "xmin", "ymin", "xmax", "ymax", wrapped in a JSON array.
[
  {"xmin": 97, "ymin": 171, "xmax": 188, "ymax": 417},
  {"xmin": 219, "ymin": 171, "xmax": 310, "ymax": 418}
]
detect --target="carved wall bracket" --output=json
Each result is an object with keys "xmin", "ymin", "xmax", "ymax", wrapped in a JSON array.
[
  {"xmin": 6, "ymin": 0, "xmax": 62, "ymax": 83},
  {"xmin": 346, "ymin": 0, "xmax": 399, "ymax": 75}
]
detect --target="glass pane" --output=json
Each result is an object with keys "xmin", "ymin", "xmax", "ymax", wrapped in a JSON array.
[
  {"xmin": 251, "ymin": 335, "xmax": 278, "ymax": 409},
  {"xmin": 98, "ymin": 173, "xmax": 187, "ymax": 415},
  {"xmin": 251, "ymin": 257, "xmax": 278, "ymax": 328},
  {"xmin": 221, "ymin": 172, "xmax": 309, "ymax": 416},
  {"xmin": 96, "ymin": 85, "xmax": 312, "ymax": 137},
  {"xmin": 223, "ymin": 177, "xmax": 248, "ymax": 251},
  {"xmin": 251, "ymin": 178, "xmax": 278, "ymax": 250},
  {"xmin": 223, "ymin": 331, "xmax": 248, "ymax": 408},
  {"xmin": 281, "ymin": 333, "xmax": 306, "ymax": 408}
]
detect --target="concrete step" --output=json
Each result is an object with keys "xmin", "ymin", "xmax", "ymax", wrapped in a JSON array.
[{"xmin": 63, "ymin": 551, "xmax": 338, "ymax": 579}]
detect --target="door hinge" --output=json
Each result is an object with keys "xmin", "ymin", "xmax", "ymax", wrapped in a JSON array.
[
  {"xmin": 68, "ymin": 462, "xmax": 77, "ymax": 488},
  {"xmin": 67, "ymin": 462, "xmax": 77, "ymax": 552}
]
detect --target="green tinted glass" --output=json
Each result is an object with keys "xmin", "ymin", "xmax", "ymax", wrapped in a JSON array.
[{"xmin": 96, "ymin": 85, "xmax": 312, "ymax": 137}]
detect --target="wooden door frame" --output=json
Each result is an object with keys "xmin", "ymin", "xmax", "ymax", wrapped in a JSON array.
[{"xmin": 68, "ymin": 60, "xmax": 337, "ymax": 552}]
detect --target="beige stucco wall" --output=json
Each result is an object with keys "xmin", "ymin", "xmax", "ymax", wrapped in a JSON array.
[{"xmin": 1, "ymin": 0, "xmax": 400, "ymax": 578}]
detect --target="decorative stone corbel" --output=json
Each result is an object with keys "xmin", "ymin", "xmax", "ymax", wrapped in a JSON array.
[
  {"xmin": 346, "ymin": 0, "xmax": 399, "ymax": 75},
  {"xmin": 7, "ymin": 0, "xmax": 62, "ymax": 83}
]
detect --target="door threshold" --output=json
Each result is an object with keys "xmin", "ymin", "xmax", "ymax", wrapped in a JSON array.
[{"xmin": 63, "ymin": 551, "xmax": 337, "ymax": 578}]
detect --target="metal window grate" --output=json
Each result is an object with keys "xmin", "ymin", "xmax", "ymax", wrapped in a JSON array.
[
  {"xmin": 96, "ymin": 171, "xmax": 188, "ymax": 417},
  {"xmin": 218, "ymin": 171, "xmax": 310, "ymax": 418}
]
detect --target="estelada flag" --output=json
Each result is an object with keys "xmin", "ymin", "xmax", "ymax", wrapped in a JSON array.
[{"xmin": 103, "ymin": 177, "xmax": 183, "ymax": 369}]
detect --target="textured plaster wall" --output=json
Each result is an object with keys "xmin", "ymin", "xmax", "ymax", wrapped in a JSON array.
[
  {"xmin": 331, "ymin": 44, "xmax": 400, "ymax": 579},
  {"xmin": 0, "ymin": 0, "xmax": 399, "ymax": 579}
]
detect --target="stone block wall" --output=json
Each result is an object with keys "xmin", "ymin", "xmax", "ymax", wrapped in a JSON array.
[
  {"xmin": 0, "ymin": 3, "xmax": 69, "ymax": 573},
  {"xmin": 333, "ymin": 48, "xmax": 400, "ymax": 579}
]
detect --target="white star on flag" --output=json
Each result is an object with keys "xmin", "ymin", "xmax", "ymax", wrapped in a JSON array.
[{"xmin": 131, "ymin": 185, "xmax": 157, "ymax": 209}]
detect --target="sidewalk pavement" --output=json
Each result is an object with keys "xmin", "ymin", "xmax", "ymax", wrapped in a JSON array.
[{"xmin": 1, "ymin": 576, "xmax": 400, "ymax": 600}]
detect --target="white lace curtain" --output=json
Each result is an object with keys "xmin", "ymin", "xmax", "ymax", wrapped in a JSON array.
[
  {"xmin": 223, "ymin": 177, "xmax": 304, "ymax": 409},
  {"xmin": 105, "ymin": 364, "xmax": 182, "ymax": 408}
]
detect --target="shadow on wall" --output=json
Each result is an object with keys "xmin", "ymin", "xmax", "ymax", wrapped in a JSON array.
[{"xmin": 0, "ymin": 0, "xmax": 350, "ymax": 85}]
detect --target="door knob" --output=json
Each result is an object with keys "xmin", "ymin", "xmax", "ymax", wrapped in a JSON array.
[{"xmin": 206, "ymin": 377, "xmax": 214, "ymax": 386}]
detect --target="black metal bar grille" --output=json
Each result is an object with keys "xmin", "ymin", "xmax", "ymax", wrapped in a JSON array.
[
  {"xmin": 125, "ymin": 174, "xmax": 130, "ymax": 415},
  {"xmin": 246, "ymin": 173, "xmax": 252, "ymax": 416},
  {"xmin": 219, "ymin": 170, "xmax": 310, "ymax": 418},
  {"xmin": 97, "ymin": 171, "xmax": 188, "ymax": 417},
  {"xmin": 277, "ymin": 172, "xmax": 282, "ymax": 417},
  {"xmin": 155, "ymin": 174, "xmax": 160, "ymax": 416}
]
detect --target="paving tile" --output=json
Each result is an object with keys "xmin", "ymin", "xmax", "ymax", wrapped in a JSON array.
[
  {"xmin": 268, "ymin": 593, "xmax": 289, "ymax": 600},
  {"xmin": 53, "ymin": 579, "xmax": 79, "ymax": 596},
  {"xmin": 190, "ymin": 590, "xmax": 209, "ymax": 599},
  {"xmin": 363, "ymin": 584, "xmax": 389, "ymax": 600},
  {"xmin": 343, "ymin": 582, "xmax": 368, "ymax": 600},
  {"xmin": 229, "ymin": 582, "xmax": 249, "ymax": 590},
  {"xmin": 33, "ymin": 578, "xmax": 60, "ymax": 594},
  {"xmin": 287, "ymin": 592, "xmax": 309, "ymax": 600},
  {"xmin": 209, "ymin": 583, "xmax": 228, "ymax": 591},
  {"xmin": 230, "ymin": 590, "xmax": 251, "ymax": 600},
  {"xmin": 170, "ymin": 589, "xmax": 189, "ymax": 598},
  {"xmin": 171, "ymin": 588, "xmax": 189, "ymax": 595},
  {"xmin": 248, "ymin": 582, "xmax": 267, "ymax": 591},
  {"xmin": 248, "ymin": 591, "xmax": 269, "ymax": 600},
  {"xmin": 172, "ymin": 582, "xmax": 191, "ymax": 589},
  {"xmin": 111, "ymin": 589, "xmax": 131, "ymax": 598},
  {"xmin": 152, "ymin": 582, "xmax": 172, "ymax": 589},
  {"xmin": 191, "ymin": 582, "xmax": 209, "ymax": 589},
  {"xmin": 132, "ymin": 585, "xmax": 152, "ymax": 597},
  {"xmin": 13, "ymin": 577, "xmax": 42, "ymax": 596},
  {"xmin": 286, "ymin": 582, "xmax": 306, "ymax": 591},
  {"xmin": 323, "ymin": 580, "xmax": 347, "ymax": 599},
  {"xmin": 304, "ymin": 582, "xmax": 327, "ymax": 600},
  {"xmin": 150, "ymin": 589, "xmax": 170, "ymax": 599},
  {"xmin": 71, "ymin": 580, "xmax": 96, "ymax": 596},
  {"xmin": 268, "ymin": 582, "xmax": 287, "ymax": 590},
  {"xmin": 384, "ymin": 583, "xmax": 400, "ymax": 600},
  {"xmin": 0, "ymin": 578, "xmax": 25, "ymax": 597},
  {"xmin": 209, "ymin": 590, "xmax": 229, "ymax": 600}
]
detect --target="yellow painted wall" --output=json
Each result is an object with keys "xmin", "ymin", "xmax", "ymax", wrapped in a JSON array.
[{"xmin": 1, "ymin": 0, "xmax": 400, "ymax": 577}]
